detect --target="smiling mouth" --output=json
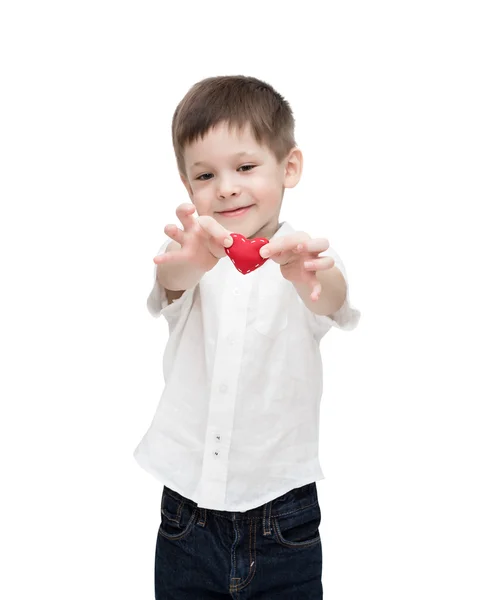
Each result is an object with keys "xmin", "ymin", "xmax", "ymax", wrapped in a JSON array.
[{"xmin": 217, "ymin": 205, "xmax": 253, "ymax": 217}]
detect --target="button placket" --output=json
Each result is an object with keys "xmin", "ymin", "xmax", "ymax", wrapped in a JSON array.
[{"xmin": 196, "ymin": 270, "xmax": 253, "ymax": 508}]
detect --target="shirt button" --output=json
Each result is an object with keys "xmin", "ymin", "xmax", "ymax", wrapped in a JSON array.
[
  {"xmin": 215, "ymin": 434, "xmax": 221, "ymax": 442},
  {"xmin": 219, "ymin": 384, "xmax": 228, "ymax": 393},
  {"xmin": 213, "ymin": 450, "xmax": 220, "ymax": 458}
]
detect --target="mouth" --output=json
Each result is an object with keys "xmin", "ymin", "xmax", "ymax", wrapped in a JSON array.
[{"xmin": 216, "ymin": 205, "xmax": 253, "ymax": 218}]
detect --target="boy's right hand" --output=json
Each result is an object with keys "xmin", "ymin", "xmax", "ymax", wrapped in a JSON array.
[{"xmin": 153, "ymin": 204, "xmax": 233, "ymax": 273}]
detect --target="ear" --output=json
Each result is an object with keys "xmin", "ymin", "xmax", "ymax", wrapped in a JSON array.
[
  {"xmin": 180, "ymin": 174, "xmax": 194, "ymax": 200},
  {"xmin": 283, "ymin": 147, "xmax": 303, "ymax": 189}
]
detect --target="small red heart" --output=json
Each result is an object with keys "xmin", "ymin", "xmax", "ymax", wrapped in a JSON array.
[{"xmin": 225, "ymin": 233, "xmax": 269, "ymax": 275}]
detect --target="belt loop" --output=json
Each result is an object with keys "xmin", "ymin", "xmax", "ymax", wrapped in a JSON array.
[
  {"xmin": 263, "ymin": 500, "xmax": 272, "ymax": 536},
  {"xmin": 197, "ymin": 507, "xmax": 207, "ymax": 528}
]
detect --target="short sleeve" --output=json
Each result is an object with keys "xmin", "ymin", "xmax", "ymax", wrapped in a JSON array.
[
  {"xmin": 146, "ymin": 240, "xmax": 195, "ymax": 321},
  {"xmin": 308, "ymin": 246, "xmax": 361, "ymax": 339}
]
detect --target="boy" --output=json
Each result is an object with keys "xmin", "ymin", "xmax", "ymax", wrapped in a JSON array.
[{"xmin": 134, "ymin": 75, "xmax": 360, "ymax": 599}]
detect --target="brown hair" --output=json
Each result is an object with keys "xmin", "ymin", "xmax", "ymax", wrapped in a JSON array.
[{"xmin": 172, "ymin": 75, "xmax": 296, "ymax": 176}]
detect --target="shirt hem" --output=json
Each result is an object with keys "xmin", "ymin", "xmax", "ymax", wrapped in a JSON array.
[{"xmin": 134, "ymin": 449, "xmax": 325, "ymax": 511}]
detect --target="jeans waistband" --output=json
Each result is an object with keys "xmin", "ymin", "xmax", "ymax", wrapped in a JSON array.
[{"xmin": 163, "ymin": 482, "xmax": 318, "ymax": 525}]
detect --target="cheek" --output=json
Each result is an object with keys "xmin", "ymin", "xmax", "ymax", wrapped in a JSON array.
[
  {"xmin": 253, "ymin": 178, "xmax": 282, "ymax": 207},
  {"xmin": 191, "ymin": 188, "xmax": 213, "ymax": 214}
]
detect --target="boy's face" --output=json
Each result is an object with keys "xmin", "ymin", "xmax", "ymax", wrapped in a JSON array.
[{"xmin": 181, "ymin": 122, "xmax": 302, "ymax": 239}]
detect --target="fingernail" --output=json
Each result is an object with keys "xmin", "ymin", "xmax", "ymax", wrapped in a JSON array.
[
  {"xmin": 297, "ymin": 244, "xmax": 303, "ymax": 251},
  {"xmin": 224, "ymin": 237, "xmax": 233, "ymax": 247},
  {"xmin": 260, "ymin": 248, "xmax": 269, "ymax": 258}
]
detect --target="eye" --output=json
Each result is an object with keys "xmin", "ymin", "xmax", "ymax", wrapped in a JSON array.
[
  {"xmin": 238, "ymin": 164, "xmax": 255, "ymax": 172},
  {"xmin": 196, "ymin": 173, "xmax": 213, "ymax": 181}
]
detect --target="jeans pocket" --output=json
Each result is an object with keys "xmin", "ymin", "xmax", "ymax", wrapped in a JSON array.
[
  {"xmin": 158, "ymin": 488, "xmax": 197, "ymax": 541},
  {"xmin": 272, "ymin": 501, "xmax": 321, "ymax": 549}
]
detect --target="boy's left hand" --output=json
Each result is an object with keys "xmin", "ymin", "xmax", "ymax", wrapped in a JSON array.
[{"xmin": 260, "ymin": 233, "xmax": 334, "ymax": 301}]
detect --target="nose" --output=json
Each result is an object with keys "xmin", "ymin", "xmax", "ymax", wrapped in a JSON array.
[{"xmin": 217, "ymin": 175, "xmax": 240, "ymax": 200}]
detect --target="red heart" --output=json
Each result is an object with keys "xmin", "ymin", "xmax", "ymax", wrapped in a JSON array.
[{"xmin": 225, "ymin": 233, "xmax": 269, "ymax": 274}]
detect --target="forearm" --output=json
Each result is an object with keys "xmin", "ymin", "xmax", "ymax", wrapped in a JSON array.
[
  {"xmin": 294, "ymin": 266, "xmax": 347, "ymax": 316},
  {"xmin": 157, "ymin": 241, "xmax": 211, "ymax": 291}
]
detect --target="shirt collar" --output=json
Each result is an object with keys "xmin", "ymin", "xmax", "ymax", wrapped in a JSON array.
[{"xmin": 270, "ymin": 221, "xmax": 294, "ymax": 239}]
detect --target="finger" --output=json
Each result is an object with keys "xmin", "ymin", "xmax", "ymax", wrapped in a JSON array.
[
  {"xmin": 303, "ymin": 256, "xmax": 335, "ymax": 271},
  {"xmin": 260, "ymin": 232, "xmax": 310, "ymax": 259},
  {"xmin": 153, "ymin": 250, "xmax": 185, "ymax": 266},
  {"xmin": 164, "ymin": 224, "xmax": 185, "ymax": 246},
  {"xmin": 197, "ymin": 215, "xmax": 233, "ymax": 247},
  {"xmin": 294, "ymin": 238, "xmax": 330, "ymax": 254},
  {"xmin": 269, "ymin": 249, "xmax": 294, "ymax": 266},
  {"xmin": 176, "ymin": 203, "xmax": 197, "ymax": 231}
]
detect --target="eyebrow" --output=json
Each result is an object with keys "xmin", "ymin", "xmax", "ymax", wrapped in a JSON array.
[{"xmin": 192, "ymin": 151, "xmax": 258, "ymax": 169}]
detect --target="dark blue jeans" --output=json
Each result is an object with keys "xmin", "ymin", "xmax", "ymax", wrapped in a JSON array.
[{"xmin": 155, "ymin": 482, "xmax": 323, "ymax": 599}]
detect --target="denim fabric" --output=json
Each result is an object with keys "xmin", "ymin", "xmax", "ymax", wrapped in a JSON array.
[{"xmin": 154, "ymin": 482, "xmax": 322, "ymax": 599}]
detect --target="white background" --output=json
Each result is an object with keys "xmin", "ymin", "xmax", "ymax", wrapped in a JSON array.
[{"xmin": 1, "ymin": 1, "xmax": 478, "ymax": 598}]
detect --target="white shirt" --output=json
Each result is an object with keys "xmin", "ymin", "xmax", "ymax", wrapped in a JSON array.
[{"xmin": 134, "ymin": 221, "xmax": 360, "ymax": 511}]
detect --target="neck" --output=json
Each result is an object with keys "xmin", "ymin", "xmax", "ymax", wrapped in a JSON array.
[{"xmin": 251, "ymin": 216, "xmax": 282, "ymax": 240}]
